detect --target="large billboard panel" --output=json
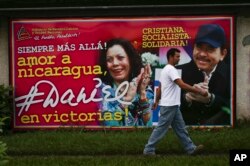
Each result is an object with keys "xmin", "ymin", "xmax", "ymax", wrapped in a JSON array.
[{"xmin": 11, "ymin": 16, "xmax": 234, "ymax": 129}]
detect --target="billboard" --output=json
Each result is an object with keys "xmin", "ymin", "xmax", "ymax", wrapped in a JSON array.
[{"xmin": 11, "ymin": 16, "xmax": 234, "ymax": 129}]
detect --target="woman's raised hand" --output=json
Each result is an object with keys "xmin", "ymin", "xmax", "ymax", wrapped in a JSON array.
[
  {"xmin": 123, "ymin": 68, "xmax": 144, "ymax": 102},
  {"xmin": 139, "ymin": 64, "xmax": 152, "ymax": 96},
  {"xmin": 123, "ymin": 64, "xmax": 152, "ymax": 102}
]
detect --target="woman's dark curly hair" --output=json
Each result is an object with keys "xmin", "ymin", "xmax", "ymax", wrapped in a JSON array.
[{"xmin": 99, "ymin": 38, "xmax": 143, "ymax": 86}]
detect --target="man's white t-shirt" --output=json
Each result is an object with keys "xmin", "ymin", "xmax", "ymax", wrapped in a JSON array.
[{"xmin": 159, "ymin": 64, "xmax": 181, "ymax": 106}]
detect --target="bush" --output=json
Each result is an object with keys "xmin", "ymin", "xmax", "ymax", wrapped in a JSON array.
[
  {"xmin": 0, "ymin": 84, "xmax": 13, "ymax": 133},
  {"xmin": 0, "ymin": 84, "xmax": 12, "ymax": 164},
  {"xmin": 0, "ymin": 141, "xmax": 8, "ymax": 165}
]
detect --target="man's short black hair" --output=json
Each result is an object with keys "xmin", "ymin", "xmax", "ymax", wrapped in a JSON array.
[{"xmin": 167, "ymin": 48, "xmax": 180, "ymax": 60}]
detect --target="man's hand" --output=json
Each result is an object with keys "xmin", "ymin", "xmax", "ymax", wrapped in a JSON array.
[
  {"xmin": 185, "ymin": 76, "xmax": 211, "ymax": 103},
  {"xmin": 193, "ymin": 84, "xmax": 208, "ymax": 97},
  {"xmin": 186, "ymin": 92, "xmax": 212, "ymax": 104},
  {"xmin": 152, "ymin": 101, "xmax": 159, "ymax": 110}
]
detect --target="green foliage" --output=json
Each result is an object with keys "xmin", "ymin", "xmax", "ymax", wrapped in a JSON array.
[
  {"xmin": 0, "ymin": 84, "xmax": 12, "ymax": 164},
  {"xmin": 0, "ymin": 117, "xmax": 9, "ymax": 133},
  {"xmin": 0, "ymin": 141, "xmax": 9, "ymax": 165},
  {"xmin": 0, "ymin": 84, "xmax": 13, "ymax": 133},
  {"xmin": 0, "ymin": 84, "xmax": 12, "ymax": 114}
]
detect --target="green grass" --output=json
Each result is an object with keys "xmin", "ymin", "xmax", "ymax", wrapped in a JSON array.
[
  {"xmin": 1, "ymin": 123, "xmax": 250, "ymax": 165},
  {"xmin": 7, "ymin": 155, "xmax": 229, "ymax": 166}
]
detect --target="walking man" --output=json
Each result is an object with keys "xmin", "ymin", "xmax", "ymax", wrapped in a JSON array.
[{"xmin": 143, "ymin": 48, "xmax": 205, "ymax": 155}]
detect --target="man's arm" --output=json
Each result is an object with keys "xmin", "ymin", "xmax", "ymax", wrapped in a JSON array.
[
  {"xmin": 155, "ymin": 84, "xmax": 161, "ymax": 103},
  {"xmin": 152, "ymin": 84, "xmax": 161, "ymax": 110},
  {"xmin": 174, "ymin": 78, "xmax": 208, "ymax": 96}
]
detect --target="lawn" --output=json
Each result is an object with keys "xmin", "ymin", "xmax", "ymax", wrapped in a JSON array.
[{"xmin": 1, "ymin": 123, "xmax": 250, "ymax": 166}]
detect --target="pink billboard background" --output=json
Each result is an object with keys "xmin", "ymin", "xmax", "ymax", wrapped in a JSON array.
[{"xmin": 11, "ymin": 16, "xmax": 234, "ymax": 129}]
